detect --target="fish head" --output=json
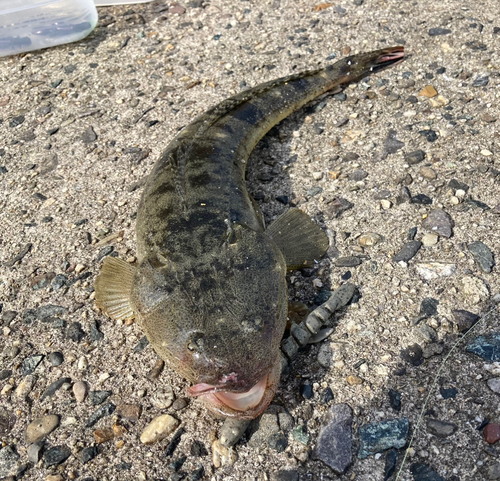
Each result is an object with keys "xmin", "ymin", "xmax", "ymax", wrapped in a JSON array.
[
  {"xmin": 131, "ymin": 226, "xmax": 288, "ymax": 419},
  {"xmin": 334, "ymin": 46, "xmax": 405, "ymax": 82}
]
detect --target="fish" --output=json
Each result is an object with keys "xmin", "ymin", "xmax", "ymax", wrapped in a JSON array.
[{"xmin": 94, "ymin": 46, "xmax": 405, "ymax": 420}]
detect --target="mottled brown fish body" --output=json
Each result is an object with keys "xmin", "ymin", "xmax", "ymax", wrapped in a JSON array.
[{"xmin": 95, "ymin": 47, "xmax": 404, "ymax": 419}]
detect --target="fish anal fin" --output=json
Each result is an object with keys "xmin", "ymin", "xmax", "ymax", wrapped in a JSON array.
[
  {"xmin": 266, "ymin": 208, "xmax": 329, "ymax": 270},
  {"xmin": 95, "ymin": 257, "xmax": 136, "ymax": 321}
]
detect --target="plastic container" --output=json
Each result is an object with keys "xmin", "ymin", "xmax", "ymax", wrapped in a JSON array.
[
  {"xmin": 0, "ymin": 0, "xmax": 98, "ymax": 58},
  {"xmin": 94, "ymin": 0, "xmax": 152, "ymax": 5}
]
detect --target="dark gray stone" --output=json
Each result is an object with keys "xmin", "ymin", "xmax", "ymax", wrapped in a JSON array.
[
  {"xmin": 405, "ymin": 150, "xmax": 426, "ymax": 164},
  {"xmin": 42, "ymin": 377, "xmax": 71, "ymax": 400},
  {"xmin": 358, "ymin": 417, "xmax": 409, "ymax": 458},
  {"xmin": 48, "ymin": 352, "xmax": 64, "ymax": 366},
  {"xmin": 467, "ymin": 334, "xmax": 500, "ymax": 361},
  {"xmin": 97, "ymin": 246, "xmax": 114, "ymax": 261},
  {"xmin": 36, "ymin": 304, "xmax": 67, "ymax": 320},
  {"xmin": 27, "ymin": 441, "xmax": 44, "ymax": 463},
  {"xmin": 388, "ymin": 389, "xmax": 401, "ymax": 411},
  {"xmin": 384, "ymin": 448, "xmax": 398, "ymax": 481},
  {"xmin": 419, "ymin": 130, "xmax": 438, "ymax": 142},
  {"xmin": 452, "ymin": 309, "xmax": 480, "ymax": 332},
  {"xmin": 85, "ymin": 403, "xmax": 116, "ymax": 427},
  {"xmin": 468, "ymin": 241, "xmax": 495, "ymax": 273},
  {"xmin": 190, "ymin": 441, "xmax": 208, "ymax": 457},
  {"xmin": 327, "ymin": 197, "xmax": 354, "ymax": 218},
  {"xmin": 393, "ymin": 241, "xmax": 422, "ymax": 262},
  {"xmin": 335, "ymin": 256, "xmax": 362, "ymax": 267},
  {"xmin": 428, "ymin": 28, "xmax": 451, "ymax": 36},
  {"xmin": 82, "ymin": 126, "xmax": 97, "ymax": 143},
  {"xmin": 411, "ymin": 194, "xmax": 433, "ymax": 205},
  {"xmin": 426, "ymin": 418, "xmax": 458, "ymax": 438},
  {"xmin": 44, "ymin": 445, "xmax": 71, "ymax": 467},
  {"xmin": 410, "ymin": 463, "xmax": 445, "ymax": 481},
  {"xmin": 384, "ymin": 130, "xmax": 405, "ymax": 154},
  {"xmin": 270, "ymin": 470, "xmax": 299, "ymax": 481},
  {"xmin": 473, "ymin": 76, "xmax": 489, "ymax": 87},
  {"xmin": 315, "ymin": 403, "xmax": 353, "ymax": 474},
  {"xmin": 89, "ymin": 390, "xmax": 112, "ymax": 406},
  {"xmin": 51, "ymin": 274, "xmax": 68, "ymax": 290},
  {"xmin": 400, "ymin": 343, "xmax": 423, "ymax": 366},
  {"xmin": 22, "ymin": 309, "xmax": 37, "ymax": 325},
  {"xmin": 66, "ymin": 322, "xmax": 86, "ymax": 342},
  {"xmin": 22, "ymin": 355, "xmax": 44, "ymax": 376},
  {"xmin": 349, "ymin": 169, "xmax": 368, "ymax": 181},
  {"xmin": 440, "ymin": 387, "xmax": 458, "ymax": 399},
  {"xmin": 2, "ymin": 311, "xmax": 17, "ymax": 323},
  {"xmin": 422, "ymin": 209, "xmax": 454, "ymax": 238},
  {"xmin": 320, "ymin": 387, "xmax": 334, "ymax": 404},
  {"xmin": 89, "ymin": 321, "xmax": 104, "ymax": 341}
]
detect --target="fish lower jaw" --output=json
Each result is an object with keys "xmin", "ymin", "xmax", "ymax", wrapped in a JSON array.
[{"xmin": 189, "ymin": 359, "xmax": 282, "ymax": 419}]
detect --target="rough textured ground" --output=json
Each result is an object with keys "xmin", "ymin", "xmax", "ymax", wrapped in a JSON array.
[{"xmin": 1, "ymin": 0, "xmax": 499, "ymax": 480}]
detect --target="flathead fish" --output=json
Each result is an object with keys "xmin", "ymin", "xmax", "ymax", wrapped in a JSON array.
[{"xmin": 95, "ymin": 47, "xmax": 404, "ymax": 419}]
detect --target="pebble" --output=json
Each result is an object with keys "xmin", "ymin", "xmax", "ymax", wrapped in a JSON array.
[
  {"xmin": 429, "ymin": 27, "xmax": 451, "ymax": 36},
  {"xmin": 400, "ymin": 343, "xmax": 423, "ymax": 366},
  {"xmin": 89, "ymin": 320, "xmax": 105, "ymax": 341},
  {"xmin": 2, "ymin": 311, "xmax": 17, "ymax": 323},
  {"xmin": 411, "ymin": 193, "xmax": 433, "ymax": 205},
  {"xmin": 27, "ymin": 441, "xmax": 44, "ymax": 463},
  {"xmin": 486, "ymin": 463, "xmax": 500, "ymax": 480},
  {"xmin": 36, "ymin": 304, "xmax": 67, "ymax": 320},
  {"xmin": 220, "ymin": 418, "xmax": 251, "ymax": 448},
  {"xmin": 190, "ymin": 441, "xmax": 208, "ymax": 457},
  {"xmin": 419, "ymin": 129, "xmax": 438, "ymax": 142},
  {"xmin": 147, "ymin": 359, "xmax": 165, "ymax": 379},
  {"xmin": 172, "ymin": 397, "xmax": 189, "ymax": 411},
  {"xmin": 15, "ymin": 374, "xmax": 36, "ymax": 398},
  {"xmin": 301, "ymin": 384, "xmax": 313, "ymax": 399},
  {"xmin": 278, "ymin": 412, "xmax": 294, "ymax": 432},
  {"xmin": 319, "ymin": 387, "xmax": 334, "ymax": 404},
  {"xmin": 415, "ymin": 297, "xmax": 439, "ymax": 324},
  {"xmin": 358, "ymin": 233, "xmax": 382, "ymax": 247},
  {"xmin": 248, "ymin": 411, "xmax": 281, "ymax": 449},
  {"xmin": 419, "ymin": 166, "xmax": 437, "ymax": 179},
  {"xmin": 335, "ymin": 256, "xmax": 362, "ymax": 267},
  {"xmin": 487, "ymin": 378, "xmax": 500, "ymax": 394},
  {"xmin": 422, "ymin": 209, "xmax": 454, "ymax": 238},
  {"xmin": 327, "ymin": 197, "xmax": 354, "ymax": 218},
  {"xmin": 312, "ymin": 171, "xmax": 323, "ymax": 180},
  {"xmin": 416, "ymin": 262, "xmax": 456, "ymax": 280},
  {"xmin": 384, "ymin": 130, "xmax": 405, "ymax": 154},
  {"xmin": 473, "ymin": 76, "xmax": 489, "ymax": 87},
  {"xmin": 0, "ymin": 446, "xmax": 19, "ymax": 478},
  {"xmin": 440, "ymin": 387, "xmax": 458, "ymax": 399},
  {"xmin": 140, "ymin": 414, "xmax": 179, "ymax": 444},
  {"xmin": 212, "ymin": 440, "xmax": 237, "ymax": 467},
  {"xmin": 270, "ymin": 471, "xmax": 299, "ymax": 481},
  {"xmin": 66, "ymin": 322, "xmax": 86, "ymax": 342},
  {"xmin": 393, "ymin": 240, "xmax": 422, "ymax": 262},
  {"xmin": 85, "ymin": 402, "xmax": 116, "ymax": 428},
  {"xmin": 44, "ymin": 445, "xmax": 71, "ymax": 467},
  {"xmin": 22, "ymin": 354, "xmax": 44, "ymax": 376},
  {"xmin": 419, "ymin": 85, "xmax": 438, "ymax": 98},
  {"xmin": 405, "ymin": 150, "xmax": 426, "ymax": 164},
  {"xmin": 292, "ymin": 425, "xmax": 310, "ymax": 445},
  {"xmin": 80, "ymin": 446, "xmax": 98, "ymax": 464},
  {"xmin": 461, "ymin": 275, "xmax": 489, "ymax": 304},
  {"xmin": 421, "ymin": 233, "xmax": 438, "ymax": 246},
  {"xmin": 452, "ymin": 309, "xmax": 480, "ymax": 332},
  {"xmin": 467, "ymin": 241, "xmax": 495, "ymax": 273},
  {"xmin": 485, "ymin": 424, "xmax": 500, "ymax": 444},
  {"xmin": 346, "ymin": 375, "xmax": 363, "ymax": 385},
  {"xmin": 48, "ymin": 352, "xmax": 64, "ymax": 366},
  {"xmin": 151, "ymin": 386, "xmax": 175, "ymax": 409},
  {"xmin": 467, "ymin": 334, "xmax": 500, "ymax": 361},
  {"xmin": 314, "ymin": 404, "xmax": 353, "ymax": 474},
  {"xmin": 90, "ymin": 390, "xmax": 112, "ymax": 406},
  {"xmin": 73, "ymin": 381, "xmax": 88, "ymax": 402},
  {"xmin": 388, "ymin": 389, "xmax": 402, "ymax": 411},
  {"xmin": 426, "ymin": 418, "xmax": 458, "ymax": 437},
  {"xmin": 94, "ymin": 427, "xmax": 114, "ymax": 443},
  {"xmin": 423, "ymin": 343, "xmax": 444, "ymax": 358},
  {"xmin": 42, "ymin": 377, "xmax": 72, "ymax": 399},
  {"xmin": 348, "ymin": 169, "xmax": 368, "ymax": 181},
  {"xmin": 410, "ymin": 463, "xmax": 445, "ymax": 481},
  {"xmin": 358, "ymin": 418, "xmax": 409, "ymax": 458},
  {"xmin": 82, "ymin": 126, "xmax": 98, "ymax": 143},
  {"xmin": 384, "ymin": 448, "xmax": 398, "ymax": 481}
]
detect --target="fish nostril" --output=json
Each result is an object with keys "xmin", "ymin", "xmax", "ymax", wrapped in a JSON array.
[{"xmin": 186, "ymin": 332, "xmax": 205, "ymax": 353}]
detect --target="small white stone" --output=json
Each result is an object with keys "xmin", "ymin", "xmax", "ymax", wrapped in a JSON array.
[
  {"xmin": 312, "ymin": 171, "xmax": 324, "ymax": 181},
  {"xmin": 77, "ymin": 356, "xmax": 88, "ymax": 370},
  {"xmin": 151, "ymin": 386, "xmax": 175, "ymax": 409},
  {"xmin": 481, "ymin": 149, "xmax": 493, "ymax": 157},
  {"xmin": 421, "ymin": 233, "xmax": 439, "ymax": 246},
  {"xmin": 25, "ymin": 414, "xmax": 60, "ymax": 444},
  {"xmin": 450, "ymin": 196, "xmax": 460, "ymax": 205},
  {"xmin": 140, "ymin": 414, "xmax": 180, "ymax": 444},
  {"xmin": 487, "ymin": 378, "xmax": 500, "ymax": 394},
  {"xmin": 212, "ymin": 439, "xmax": 238, "ymax": 467},
  {"xmin": 380, "ymin": 199, "xmax": 392, "ymax": 209},
  {"xmin": 75, "ymin": 264, "xmax": 85, "ymax": 273}
]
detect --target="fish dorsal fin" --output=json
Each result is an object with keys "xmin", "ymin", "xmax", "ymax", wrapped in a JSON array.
[
  {"xmin": 95, "ymin": 257, "xmax": 136, "ymax": 321},
  {"xmin": 266, "ymin": 208, "xmax": 329, "ymax": 270}
]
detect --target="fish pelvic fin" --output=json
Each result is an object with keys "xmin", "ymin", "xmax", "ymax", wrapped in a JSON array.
[
  {"xmin": 95, "ymin": 257, "xmax": 136, "ymax": 321},
  {"xmin": 266, "ymin": 208, "xmax": 329, "ymax": 270}
]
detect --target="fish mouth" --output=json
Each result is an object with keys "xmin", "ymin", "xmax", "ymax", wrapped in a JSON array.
[
  {"xmin": 187, "ymin": 358, "xmax": 282, "ymax": 419},
  {"xmin": 370, "ymin": 46, "xmax": 405, "ymax": 73}
]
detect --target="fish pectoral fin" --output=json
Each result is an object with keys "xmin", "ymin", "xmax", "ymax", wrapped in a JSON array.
[
  {"xmin": 95, "ymin": 257, "xmax": 136, "ymax": 321},
  {"xmin": 266, "ymin": 208, "xmax": 329, "ymax": 270}
]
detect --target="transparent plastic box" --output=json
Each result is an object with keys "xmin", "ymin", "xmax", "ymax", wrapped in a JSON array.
[{"xmin": 0, "ymin": 0, "xmax": 98, "ymax": 58}]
